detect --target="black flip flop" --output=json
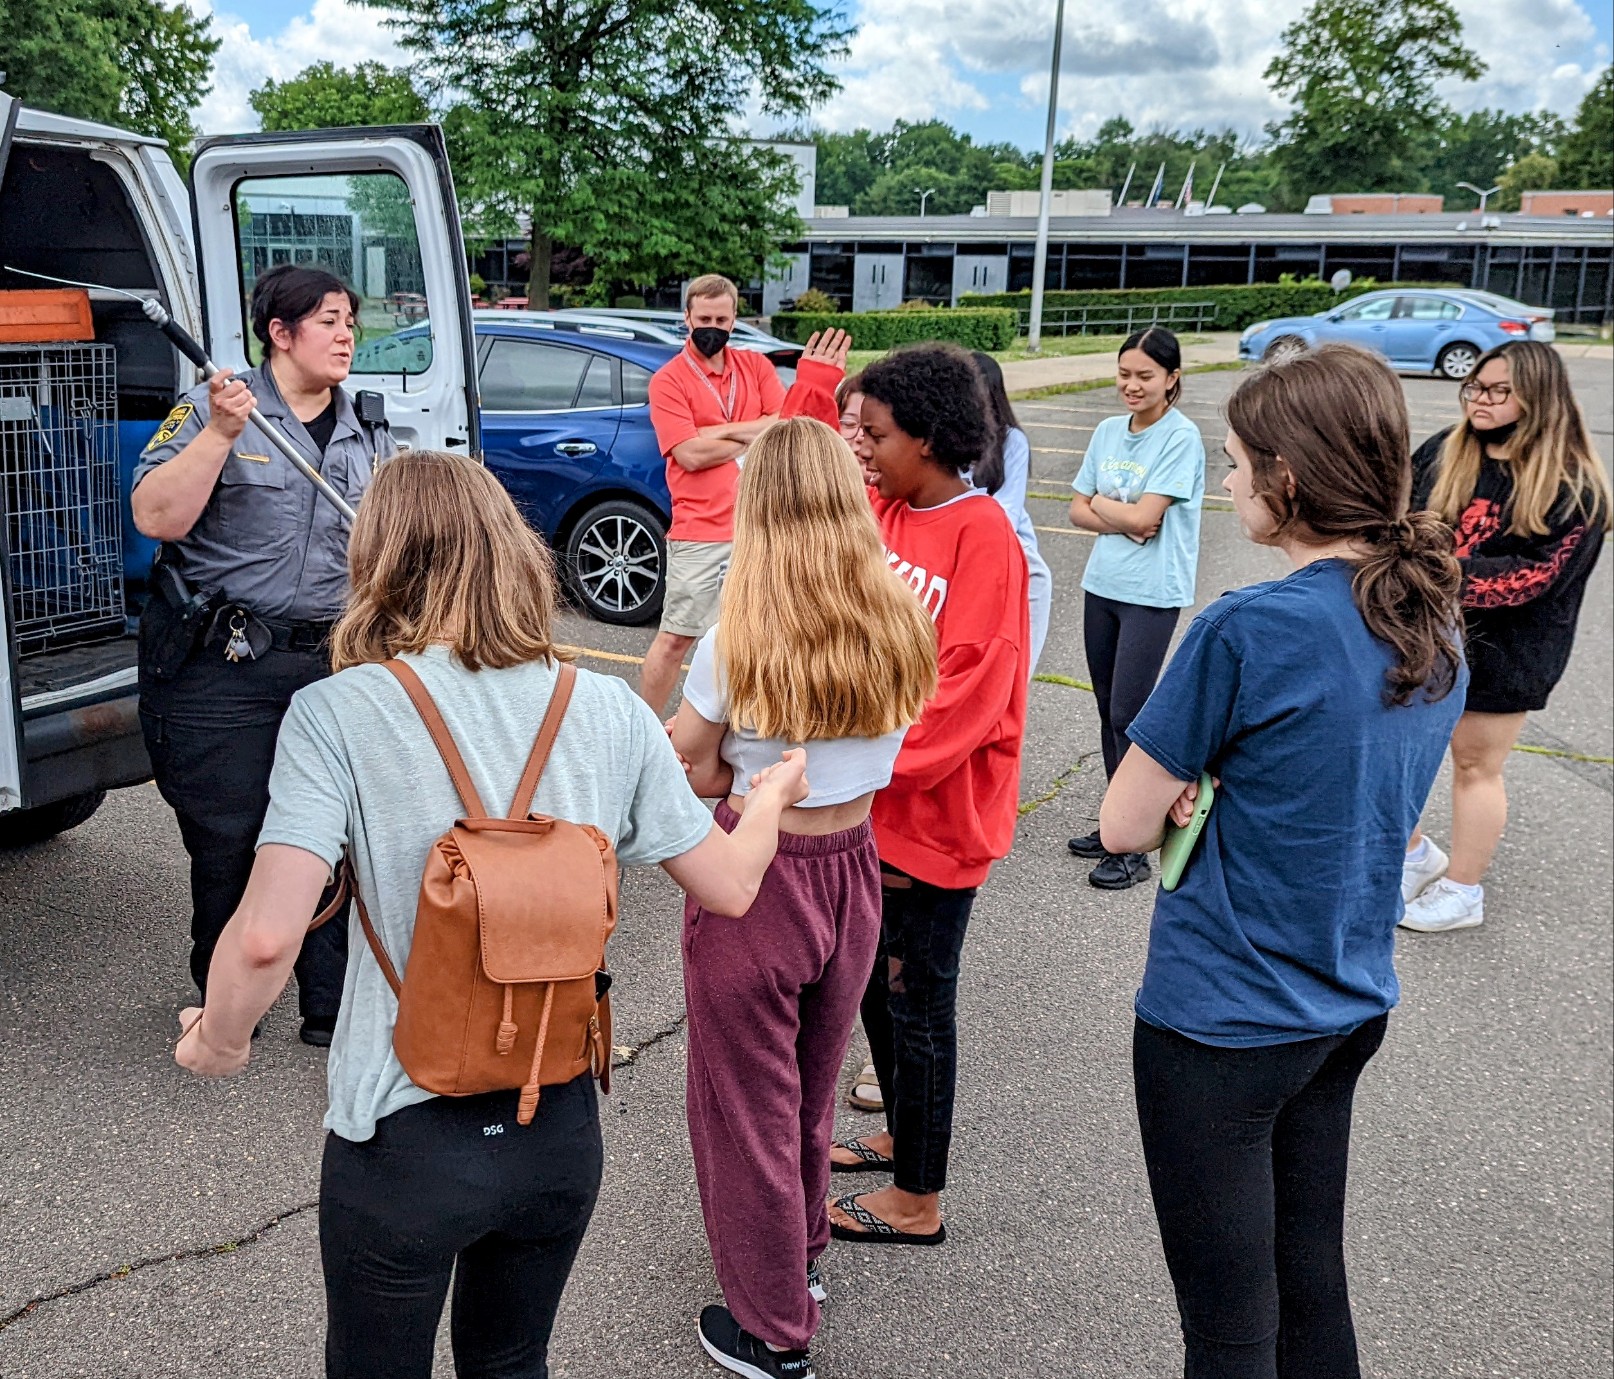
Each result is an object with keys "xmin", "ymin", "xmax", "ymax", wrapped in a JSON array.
[
  {"xmin": 829, "ymin": 1192, "xmax": 946, "ymax": 1247},
  {"xmin": 829, "ymin": 1137, "xmax": 895, "ymax": 1174}
]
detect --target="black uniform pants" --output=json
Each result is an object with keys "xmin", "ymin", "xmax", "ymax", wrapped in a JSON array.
[{"xmin": 139, "ymin": 634, "xmax": 346, "ymax": 1020}]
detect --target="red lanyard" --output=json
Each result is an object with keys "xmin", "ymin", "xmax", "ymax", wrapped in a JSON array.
[{"xmin": 682, "ymin": 349, "xmax": 739, "ymax": 422}]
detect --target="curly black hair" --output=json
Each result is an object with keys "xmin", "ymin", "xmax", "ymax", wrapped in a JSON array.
[{"xmin": 857, "ymin": 343, "xmax": 993, "ymax": 474}]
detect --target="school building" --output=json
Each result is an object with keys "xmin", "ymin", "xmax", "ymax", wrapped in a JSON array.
[{"xmin": 761, "ymin": 208, "xmax": 1614, "ymax": 323}]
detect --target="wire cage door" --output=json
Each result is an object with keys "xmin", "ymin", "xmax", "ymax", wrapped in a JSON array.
[{"xmin": 0, "ymin": 344, "xmax": 126, "ymax": 656}]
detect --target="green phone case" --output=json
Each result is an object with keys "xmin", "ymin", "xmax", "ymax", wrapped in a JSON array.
[{"xmin": 1159, "ymin": 772, "xmax": 1215, "ymax": 892}]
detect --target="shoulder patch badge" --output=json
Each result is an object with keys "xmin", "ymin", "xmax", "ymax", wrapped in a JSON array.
[{"xmin": 145, "ymin": 402, "xmax": 196, "ymax": 452}]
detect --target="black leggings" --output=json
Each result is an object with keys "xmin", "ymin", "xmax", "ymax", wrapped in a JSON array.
[
  {"xmin": 1133, "ymin": 1014, "xmax": 1389, "ymax": 1379},
  {"xmin": 1082, "ymin": 591, "xmax": 1181, "ymax": 780},
  {"xmin": 319, "ymin": 1077, "xmax": 603, "ymax": 1379}
]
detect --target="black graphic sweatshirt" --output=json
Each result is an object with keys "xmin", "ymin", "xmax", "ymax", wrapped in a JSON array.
[{"xmin": 1413, "ymin": 427, "xmax": 1605, "ymax": 713}]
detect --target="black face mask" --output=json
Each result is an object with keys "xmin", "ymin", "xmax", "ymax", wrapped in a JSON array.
[
  {"xmin": 1474, "ymin": 419, "xmax": 1519, "ymax": 448},
  {"xmin": 690, "ymin": 326, "xmax": 730, "ymax": 358}
]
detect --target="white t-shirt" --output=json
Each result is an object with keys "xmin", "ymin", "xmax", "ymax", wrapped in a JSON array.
[
  {"xmin": 258, "ymin": 647, "xmax": 716, "ymax": 1143},
  {"xmin": 682, "ymin": 628, "xmax": 908, "ymax": 808}
]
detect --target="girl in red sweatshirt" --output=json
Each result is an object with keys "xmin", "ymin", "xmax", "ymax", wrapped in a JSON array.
[{"xmin": 827, "ymin": 344, "xmax": 1030, "ymax": 1246}]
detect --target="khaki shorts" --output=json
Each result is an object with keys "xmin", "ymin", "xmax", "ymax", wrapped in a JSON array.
[{"xmin": 659, "ymin": 539, "xmax": 731, "ymax": 637}]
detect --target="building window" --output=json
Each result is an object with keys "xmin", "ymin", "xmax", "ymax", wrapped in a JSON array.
[
  {"xmin": 1253, "ymin": 245, "xmax": 1324, "ymax": 282},
  {"xmin": 1186, "ymin": 245, "xmax": 1252, "ymax": 286},
  {"xmin": 1125, "ymin": 244, "xmax": 1188, "ymax": 289},
  {"xmin": 808, "ymin": 248, "xmax": 855, "ymax": 310}
]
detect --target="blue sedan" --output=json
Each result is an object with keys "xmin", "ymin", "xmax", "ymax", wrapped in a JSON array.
[
  {"xmin": 356, "ymin": 318, "xmax": 677, "ymax": 624},
  {"xmin": 1239, "ymin": 289, "xmax": 1556, "ymax": 380}
]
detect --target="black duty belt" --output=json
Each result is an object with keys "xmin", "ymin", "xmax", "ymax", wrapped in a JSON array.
[{"xmin": 262, "ymin": 618, "xmax": 337, "ymax": 652}]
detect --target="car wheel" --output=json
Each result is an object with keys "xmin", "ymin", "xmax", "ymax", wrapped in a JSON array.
[
  {"xmin": 1437, "ymin": 343, "xmax": 1481, "ymax": 380},
  {"xmin": 563, "ymin": 499, "xmax": 667, "ymax": 626},
  {"xmin": 1262, "ymin": 334, "xmax": 1307, "ymax": 364},
  {"xmin": 0, "ymin": 790, "xmax": 107, "ymax": 847}
]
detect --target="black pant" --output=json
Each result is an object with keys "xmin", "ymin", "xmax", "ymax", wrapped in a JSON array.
[
  {"xmin": 320, "ymin": 1078, "xmax": 603, "ymax": 1379},
  {"xmin": 859, "ymin": 865, "xmax": 976, "ymax": 1194},
  {"xmin": 1083, "ymin": 591, "xmax": 1181, "ymax": 780},
  {"xmin": 1133, "ymin": 1014, "xmax": 1389, "ymax": 1379},
  {"xmin": 139, "ymin": 627, "xmax": 346, "ymax": 1019}
]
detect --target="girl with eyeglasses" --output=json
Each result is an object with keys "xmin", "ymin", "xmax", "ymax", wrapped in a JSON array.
[{"xmin": 1400, "ymin": 340, "xmax": 1609, "ymax": 934}]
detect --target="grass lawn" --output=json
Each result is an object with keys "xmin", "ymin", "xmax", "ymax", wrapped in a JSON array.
[{"xmin": 844, "ymin": 332, "xmax": 1212, "ymax": 374}]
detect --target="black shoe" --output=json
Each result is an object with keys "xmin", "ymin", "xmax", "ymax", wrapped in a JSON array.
[
  {"xmin": 698, "ymin": 1304, "xmax": 815, "ymax": 1379},
  {"xmin": 1067, "ymin": 829, "xmax": 1107, "ymax": 859},
  {"xmin": 298, "ymin": 1018, "xmax": 336, "ymax": 1048},
  {"xmin": 1088, "ymin": 852, "xmax": 1152, "ymax": 890}
]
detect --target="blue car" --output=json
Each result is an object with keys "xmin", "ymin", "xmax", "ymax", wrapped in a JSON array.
[
  {"xmin": 1239, "ymin": 289, "xmax": 1556, "ymax": 380},
  {"xmin": 356, "ymin": 318, "xmax": 677, "ymax": 625}
]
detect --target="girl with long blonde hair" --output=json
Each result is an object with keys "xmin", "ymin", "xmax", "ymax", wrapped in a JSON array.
[
  {"xmin": 671, "ymin": 416, "xmax": 937, "ymax": 1376},
  {"xmin": 1401, "ymin": 340, "xmax": 1609, "ymax": 933}
]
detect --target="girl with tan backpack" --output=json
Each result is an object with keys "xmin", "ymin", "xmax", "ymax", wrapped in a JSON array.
[{"xmin": 175, "ymin": 449, "xmax": 807, "ymax": 1379}]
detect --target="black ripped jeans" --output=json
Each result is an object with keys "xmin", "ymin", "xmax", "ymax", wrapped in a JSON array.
[
  {"xmin": 858, "ymin": 865, "xmax": 977, "ymax": 1194},
  {"xmin": 1133, "ymin": 1014, "xmax": 1389, "ymax": 1379}
]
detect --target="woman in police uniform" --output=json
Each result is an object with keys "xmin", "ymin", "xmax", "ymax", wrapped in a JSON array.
[{"xmin": 133, "ymin": 264, "xmax": 394, "ymax": 1046}]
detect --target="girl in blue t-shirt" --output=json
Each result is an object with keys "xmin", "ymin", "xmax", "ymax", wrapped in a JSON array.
[
  {"xmin": 1098, "ymin": 344, "xmax": 1466, "ymax": 1379},
  {"xmin": 1067, "ymin": 328, "xmax": 1205, "ymax": 889}
]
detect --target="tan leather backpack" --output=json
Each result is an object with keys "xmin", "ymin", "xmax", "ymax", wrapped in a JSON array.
[{"xmin": 350, "ymin": 659, "xmax": 618, "ymax": 1125}]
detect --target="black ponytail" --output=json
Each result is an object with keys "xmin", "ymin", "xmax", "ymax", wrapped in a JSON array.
[
  {"xmin": 1120, "ymin": 327, "xmax": 1183, "ymax": 408},
  {"xmin": 969, "ymin": 350, "xmax": 1018, "ymax": 494}
]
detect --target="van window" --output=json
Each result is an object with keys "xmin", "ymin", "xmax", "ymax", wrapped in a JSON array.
[{"xmin": 234, "ymin": 172, "xmax": 434, "ymax": 375}]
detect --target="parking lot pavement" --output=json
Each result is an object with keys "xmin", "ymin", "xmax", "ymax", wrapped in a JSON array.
[{"xmin": 1, "ymin": 364, "xmax": 1609, "ymax": 1377}]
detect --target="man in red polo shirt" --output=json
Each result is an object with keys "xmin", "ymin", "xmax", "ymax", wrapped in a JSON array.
[{"xmin": 640, "ymin": 274, "xmax": 786, "ymax": 714}]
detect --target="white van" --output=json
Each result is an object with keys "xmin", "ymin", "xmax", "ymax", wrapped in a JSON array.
[{"xmin": 0, "ymin": 95, "xmax": 478, "ymax": 842}]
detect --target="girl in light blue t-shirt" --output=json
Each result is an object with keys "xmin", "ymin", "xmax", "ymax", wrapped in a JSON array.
[{"xmin": 1066, "ymin": 328, "xmax": 1206, "ymax": 890}]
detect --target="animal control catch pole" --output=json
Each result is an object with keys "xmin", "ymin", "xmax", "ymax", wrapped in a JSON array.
[{"xmin": 2, "ymin": 266, "xmax": 358, "ymax": 522}]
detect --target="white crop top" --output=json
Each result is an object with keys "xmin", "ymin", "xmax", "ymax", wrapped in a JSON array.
[{"xmin": 682, "ymin": 629, "xmax": 908, "ymax": 807}]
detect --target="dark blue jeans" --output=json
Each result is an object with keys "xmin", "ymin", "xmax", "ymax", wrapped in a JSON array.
[
  {"xmin": 1133, "ymin": 1014, "xmax": 1389, "ymax": 1379},
  {"xmin": 859, "ymin": 864, "xmax": 977, "ymax": 1194}
]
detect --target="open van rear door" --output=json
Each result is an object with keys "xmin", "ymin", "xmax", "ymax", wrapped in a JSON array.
[
  {"xmin": 0, "ymin": 92, "xmax": 26, "ymax": 812},
  {"xmin": 188, "ymin": 124, "xmax": 479, "ymax": 455}
]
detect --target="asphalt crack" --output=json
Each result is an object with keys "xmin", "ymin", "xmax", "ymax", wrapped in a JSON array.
[
  {"xmin": 1018, "ymin": 752, "xmax": 1103, "ymax": 819},
  {"xmin": 611, "ymin": 1012, "xmax": 688, "ymax": 1071},
  {"xmin": 0, "ymin": 1200, "xmax": 318, "ymax": 1333}
]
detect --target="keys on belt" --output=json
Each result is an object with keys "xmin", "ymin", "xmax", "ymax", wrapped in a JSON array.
[{"xmin": 205, "ymin": 607, "xmax": 335, "ymax": 661}]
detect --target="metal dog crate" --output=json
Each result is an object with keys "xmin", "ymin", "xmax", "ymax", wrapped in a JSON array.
[{"xmin": 0, "ymin": 343, "xmax": 126, "ymax": 656}]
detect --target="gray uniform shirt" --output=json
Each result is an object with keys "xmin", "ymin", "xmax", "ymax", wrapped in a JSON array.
[
  {"xmin": 257, "ymin": 647, "xmax": 717, "ymax": 1142},
  {"xmin": 132, "ymin": 363, "xmax": 397, "ymax": 621}
]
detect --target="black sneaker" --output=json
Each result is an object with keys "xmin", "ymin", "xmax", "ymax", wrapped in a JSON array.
[
  {"xmin": 1089, "ymin": 852, "xmax": 1151, "ymax": 890},
  {"xmin": 698, "ymin": 1304, "xmax": 815, "ymax": 1379},
  {"xmin": 299, "ymin": 1018, "xmax": 336, "ymax": 1048},
  {"xmin": 806, "ymin": 1259, "xmax": 826, "ymax": 1303},
  {"xmin": 1067, "ymin": 829, "xmax": 1107, "ymax": 859}
]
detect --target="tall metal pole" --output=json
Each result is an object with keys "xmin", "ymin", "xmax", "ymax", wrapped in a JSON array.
[{"xmin": 1026, "ymin": 0, "xmax": 1066, "ymax": 354}]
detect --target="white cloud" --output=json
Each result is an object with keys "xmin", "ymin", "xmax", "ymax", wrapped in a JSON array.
[
  {"xmin": 806, "ymin": 0, "xmax": 1606, "ymax": 141},
  {"xmin": 185, "ymin": 0, "xmax": 408, "ymax": 136}
]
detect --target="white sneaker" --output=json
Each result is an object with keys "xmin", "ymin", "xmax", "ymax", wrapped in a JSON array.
[
  {"xmin": 1400, "ymin": 878, "xmax": 1484, "ymax": 933},
  {"xmin": 1401, "ymin": 839, "xmax": 1449, "ymax": 904}
]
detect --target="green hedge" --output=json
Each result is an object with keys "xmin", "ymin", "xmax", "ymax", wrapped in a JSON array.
[
  {"xmin": 771, "ymin": 307, "xmax": 1017, "ymax": 351},
  {"xmin": 960, "ymin": 279, "xmax": 1456, "ymax": 332}
]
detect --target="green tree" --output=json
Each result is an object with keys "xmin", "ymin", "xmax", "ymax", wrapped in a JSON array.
[
  {"xmin": 1495, "ymin": 151, "xmax": 1560, "ymax": 212},
  {"xmin": 0, "ymin": 0, "xmax": 218, "ymax": 157},
  {"xmin": 1264, "ymin": 0, "xmax": 1484, "ymax": 201},
  {"xmin": 366, "ymin": 0, "xmax": 849, "ymax": 307},
  {"xmin": 249, "ymin": 61, "xmax": 429, "ymax": 131},
  {"xmin": 1556, "ymin": 66, "xmax": 1613, "ymax": 189},
  {"xmin": 810, "ymin": 128, "xmax": 885, "ymax": 209},
  {"xmin": 1403, "ymin": 108, "xmax": 1563, "ymax": 200}
]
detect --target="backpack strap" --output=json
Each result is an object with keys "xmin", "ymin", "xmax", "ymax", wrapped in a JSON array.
[
  {"xmin": 384, "ymin": 659, "xmax": 487, "ymax": 817},
  {"xmin": 506, "ymin": 661, "xmax": 577, "ymax": 820}
]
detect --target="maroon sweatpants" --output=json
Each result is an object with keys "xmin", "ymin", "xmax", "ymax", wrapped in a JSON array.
[{"xmin": 683, "ymin": 801, "xmax": 882, "ymax": 1351}]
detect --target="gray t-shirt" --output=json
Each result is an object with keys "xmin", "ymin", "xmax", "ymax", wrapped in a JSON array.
[{"xmin": 258, "ymin": 646, "xmax": 715, "ymax": 1142}]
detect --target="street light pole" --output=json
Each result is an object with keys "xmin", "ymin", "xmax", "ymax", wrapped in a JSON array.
[
  {"xmin": 916, "ymin": 186, "xmax": 938, "ymax": 216},
  {"xmin": 1457, "ymin": 181, "xmax": 1501, "ymax": 215},
  {"xmin": 1027, "ymin": 0, "xmax": 1066, "ymax": 354}
]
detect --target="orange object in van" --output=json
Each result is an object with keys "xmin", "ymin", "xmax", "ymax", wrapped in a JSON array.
[{"xmin": 0, "ymin": 289, "xmax": 95, "ymax": 343}]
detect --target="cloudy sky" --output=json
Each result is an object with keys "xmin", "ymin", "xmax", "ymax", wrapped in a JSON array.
[{"xmin": 191, "ymin": 0, "xmax": 1610, "ymax": 149}]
